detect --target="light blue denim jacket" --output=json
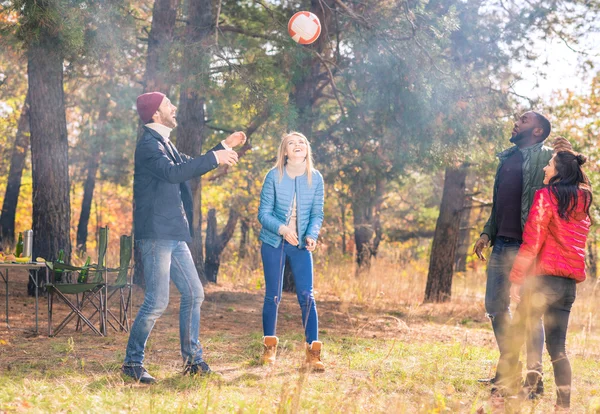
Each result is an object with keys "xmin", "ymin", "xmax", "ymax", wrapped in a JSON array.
[{"xmin": 258, "ymin": 167, "xmax": 325, "ymax": 249}]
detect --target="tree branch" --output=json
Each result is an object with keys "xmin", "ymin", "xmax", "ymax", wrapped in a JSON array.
[
  {"xmin": 215, "ymin": 0, "xmax": 223, "ymax": 46},
  {"xmin": 208, "ymin": 106, "xmax": 271, "ymax": 181},
  {"xmin": 218, "ymin": 25, "xmax": 279, "ymax": 41},
  {"xmin": 333, "ymin": 0, "xmax": 372, "ymax": 28},
  {"xmin": 314, "ymin": 51, "xmax": 347, "ymax": 116},
  {"xmin": 253, "ymin": 0, "xmax": 289, "ymax": 29},
  {"xmin": 206, "ymin": 124, "xmax": 235, "ymax": 134},
  {"xmin": 387, "ymin": 229, "xmax": 435, "ymax": 242},
  {"xmin": 217, "ymin": 208, "xmax": 240, "ymax": 252}
]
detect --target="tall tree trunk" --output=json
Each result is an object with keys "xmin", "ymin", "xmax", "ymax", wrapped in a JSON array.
[
  {"xmin": 454, "ymin": 196, "xmax": 472, "ymax": 272},
  {"xmin": 282, "ymin": 258, "xmax": 296, "ymax": 293},
  {"xmin": 424, "ymin": 166, "xmax": 468, "ymax": 303},
  {"xmin": 352, "ymin": 210, "xmax": 373, "ymax": 267},
  {"xmin": 239, "ymin": 217, "xmax": 249, "ymax": 259},
  {"xmin": 340, "ymin": 200, "xmax": 347, "ymax": 255},
  {"xmin": 351, "ymin": 173, "xmax": 385, "ymax": 268},
  {"xmin": 143, "ymin": 0, "xmax": 180, "ymax": 94},
  {"xmin": 28, "ymin": 40, "xmax": 71, "ymax": 262},
  {"xmin": 76, "ymin": 103, "xmax": 108, "ymax": 253},
  {"xmin": 177, "ymin": 0, "xmax": 213, "ymax": 280},
  {"xmin": 0, "ymin": 93, "xmax": 30, "ymax": 246},
  {"xmin": 205, "ymin": 208, "xmax": 239, "ymax": 283},
  {"xmin": 76, "ymin": 154, "xmax": 100, "ymax": 253},
  {"xmin": 371, "ymin": 178, "xmax": 384, "ymax": 258}
]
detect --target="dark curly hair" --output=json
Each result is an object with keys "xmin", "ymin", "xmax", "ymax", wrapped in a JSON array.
[{"xmin": 548, "ymin": 151, "xmax": 593, "ymax": 220}]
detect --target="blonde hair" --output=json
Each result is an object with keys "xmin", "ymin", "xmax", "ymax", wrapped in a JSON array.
[{"xmin": 274, "ymin": 131, "xmax": 314, "ymax": 186}]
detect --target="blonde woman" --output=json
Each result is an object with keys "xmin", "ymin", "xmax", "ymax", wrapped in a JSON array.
[{"xmin": 257, "ymin": 132, "xmax": 325, "ymax": 370}]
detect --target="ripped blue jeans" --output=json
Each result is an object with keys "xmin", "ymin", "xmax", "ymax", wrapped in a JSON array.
[
  {"xmin": 124, "ymin": 239, "xmax": 205, "ymax": 367},
  {"xmin": 485, "ymin": 236, "xmax": 544, "ymax": 374},
  {"xmin": 261, "ymin": 241, "xmax": 318, "ymax": 344}
]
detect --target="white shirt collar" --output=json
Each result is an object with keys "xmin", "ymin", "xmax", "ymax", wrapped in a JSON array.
[{"xmin": 145, "ymin": 123, "xmax": 173, "ymax": 140}]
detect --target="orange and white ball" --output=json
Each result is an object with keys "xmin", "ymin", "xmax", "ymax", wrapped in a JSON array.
[{"xmin": 288, "ymin": 11, "xmax": 321, "ymax": 45}]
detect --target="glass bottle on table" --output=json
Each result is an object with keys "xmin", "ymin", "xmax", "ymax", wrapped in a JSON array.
[
  {"xmin": 54, "ymin": 249, "xmax": 65, "ymax": 282},
  {"xmin": 15, "ymin": 232, "xmax": 23, "ymax": 258},
  {"xmin": 77, "ymin": 256, "xmax": 91, "ymax": 283}
]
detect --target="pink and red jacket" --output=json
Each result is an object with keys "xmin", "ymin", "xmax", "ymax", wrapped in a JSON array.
[{"xmin": 510, "ymin": 187, "xmax": 591, "ymax": 285}]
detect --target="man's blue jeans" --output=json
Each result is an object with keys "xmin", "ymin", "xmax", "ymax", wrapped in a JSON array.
[
  {"xmin": 485, "ymin": 236, "xmax": 544, "ymax": 374},
  {"xmin": 261, "ymin": 241, "xmax": 319, "ymax": 344},
  {"xmin": 124, "ymin": 239, "xmax": 205, "ymax": 367}
]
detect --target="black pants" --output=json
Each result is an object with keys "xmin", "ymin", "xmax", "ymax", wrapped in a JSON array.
[{"xmin": 501, "ymin": 275, "xmax": 576, "ymax": 408}]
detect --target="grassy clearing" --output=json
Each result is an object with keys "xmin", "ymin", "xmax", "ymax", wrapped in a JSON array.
[
  {"xmin": 1, "ymin": 255, "xmax": 600, "ymax": 412},
  {"xmin": 1, "ymin": 331, "xmax": 599, "ymax": 413}
]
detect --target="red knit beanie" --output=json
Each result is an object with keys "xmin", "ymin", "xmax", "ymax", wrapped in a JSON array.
[{"xmin": 136, "ymin": 92, "xmax": 165, "ymax": 123}]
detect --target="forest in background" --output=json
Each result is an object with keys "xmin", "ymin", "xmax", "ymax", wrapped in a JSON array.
[{"xmin": 1, "ymin": 0, "xmax": 600, "ymax": 302}]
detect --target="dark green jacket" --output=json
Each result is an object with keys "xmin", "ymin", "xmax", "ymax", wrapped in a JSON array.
[{"xmin": 482, "ymin": 141, "xmax": 553, "ymax": 246}]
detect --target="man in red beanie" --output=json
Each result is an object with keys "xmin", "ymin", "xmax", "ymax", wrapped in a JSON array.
[
  {"xmin": 136, "ymin": 92, "xmax": 166, "ymax": 123},
  {"xmin": 122, "ymin": 92, "xmax": 246, "ymax": 383}
]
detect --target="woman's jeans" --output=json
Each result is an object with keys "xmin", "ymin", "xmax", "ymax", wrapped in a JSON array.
[
  {"xmin": 124, "ymin": 239, "xmax": 205, "ymax": 367},
  {"xmin": 485, "ymin": 237, "xmax": 544, "ymax": 375},
  {"xmin": 261, "ymin": 241, "xmax": 318, "ymax": 344},
  {"xmin": 501, "ymin": 275, "xmax": 576, "ymax": 408}
]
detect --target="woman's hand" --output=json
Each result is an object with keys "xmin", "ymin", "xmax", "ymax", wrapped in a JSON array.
[
  {"xmin": 510, "ymin": 283, "xmax": 522, "ymax": 304},
  {"xmin": 552, "ymin": 136, "xmax": 572, "ymax": 153},
  {"xmin": 284, "ymin": 232, "xmax": 299, "ymax": 246},
  {"xmin": 279, "ymin": 225, "xmax": 299, "ymax": 246},
  {"xmin": 305, "ymin": 237, "xmax": 317, "ymax": 252}
]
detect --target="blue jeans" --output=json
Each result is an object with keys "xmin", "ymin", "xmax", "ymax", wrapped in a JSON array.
[
  {"xmin": 503, "ymin": 276, "xmax": 576, "ymax": 408},
  {"xmin": 485, "ymin": 237, "xmax": 544, "ymax": 374},
  {"xmin": 261, "ymin": 242, "xmax": 318, "ymax": 344},
  {"xmin": 124, "ymin": 239, "xmax": 205, "ymax": 367}
]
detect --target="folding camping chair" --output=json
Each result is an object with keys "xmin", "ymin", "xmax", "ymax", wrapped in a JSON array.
[
  {"xmin": 89, "ymin": 234, "xmax": 133, "ymax": 332},
  {"xmin": 46, "ymin": 227, "xmax": 108, "ymax": 337}
]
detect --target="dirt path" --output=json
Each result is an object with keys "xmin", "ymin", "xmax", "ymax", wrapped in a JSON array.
[{"xmin": 0, "ymin": 274, "xmax": 496, "ymax": 377}]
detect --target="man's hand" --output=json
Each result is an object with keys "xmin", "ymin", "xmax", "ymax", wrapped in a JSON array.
[
  {"xmin": 552, "ymin": 136, "xmax": 572, "ymax": 153},
  {"xmin": 510, "ymin": 283, "xmax": 522, "ymax": 304},
  {"xmin": 214, "ymin": 149, "xmax": 238, "ymax": 166},
  {"xmin": 224, "ymin": 131, "xmax": 247, "ymax": 148},
  {"xmin": 306, "ymin": 237, "xmax": 317, "ymax": 252},
  {"xmin": 473, "ymin": 234, "xmax": 490, "ymax": 261},
  {"xmin": 279, "ymin": 226, "xmax": 299, "ymax": 246}
]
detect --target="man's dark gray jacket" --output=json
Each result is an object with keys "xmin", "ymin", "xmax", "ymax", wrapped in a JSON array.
[{"xmin": 133, "ymin": 126, "xmax": 223, "ymax": 242}]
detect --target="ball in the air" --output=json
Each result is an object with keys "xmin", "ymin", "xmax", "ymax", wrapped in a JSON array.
[{"xmin": 288, "ymin": 11, "xmax": 321, "ymax": 45}]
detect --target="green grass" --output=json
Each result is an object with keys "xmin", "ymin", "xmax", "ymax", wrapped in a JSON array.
[
  {"xmin": 2, "ymin": 331, "xmax": 600, "ymax": 413},
  {"xmin": 3, "ymin": 260, "xmax": 600, "ymax": 413}
]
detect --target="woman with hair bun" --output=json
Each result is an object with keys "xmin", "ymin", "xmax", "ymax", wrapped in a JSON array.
[{"xmin": 494, "ymin": 151, "xmax": 593, "ymax": 412}]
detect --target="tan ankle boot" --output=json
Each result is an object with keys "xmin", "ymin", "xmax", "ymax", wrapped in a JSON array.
[
  {"xmin": 262, "ymin": 336, "xmax": 279, "ymax": 365},
  {"xmin": 305, "ymin": 341, "xmax": 325, "ymax": 371}
]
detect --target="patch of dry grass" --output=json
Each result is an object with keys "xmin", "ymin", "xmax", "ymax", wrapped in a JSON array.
[{"xmin": 1, "ymin": 252, "xmax": 599, "ymax": 412}]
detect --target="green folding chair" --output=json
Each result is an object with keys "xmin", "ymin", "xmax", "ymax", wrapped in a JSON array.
[
  {"xmin": 46, "ymin": 227, "xmax": 108, "ymax": 337},
  {"xmin": 89, "ymin": 234, "xmax": 133, "ymax": 332}
]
